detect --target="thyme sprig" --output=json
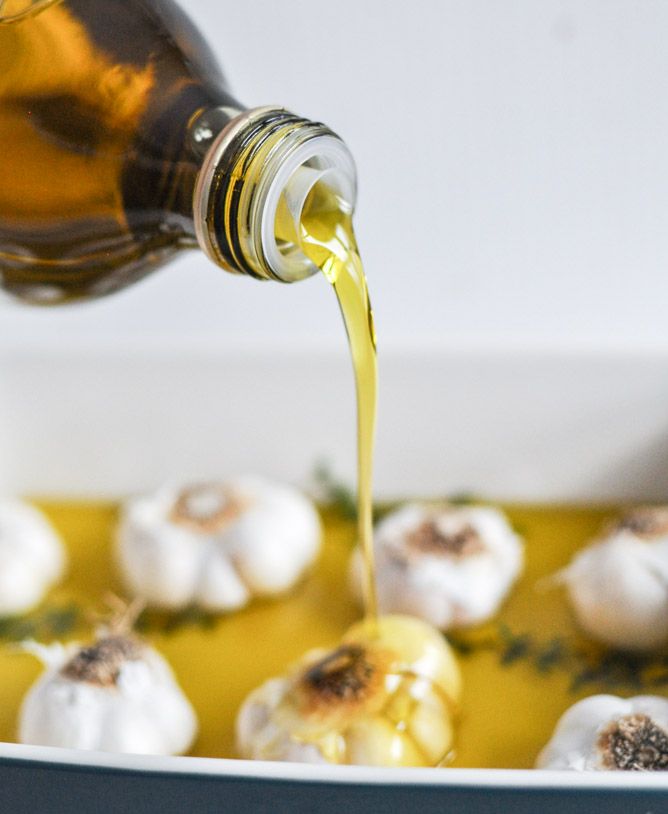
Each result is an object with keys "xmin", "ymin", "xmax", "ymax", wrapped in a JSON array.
[
  {"xmin": 313, "ymin": 462, "xmax": 358, "ymax": 520},
  {"xmin": 312, "ymin": 463, "xmax": 485, "ymax": 524},
  {"xmin": 0, "ymin": 601, "xmax": 220, "ymax": 644},
  {"xmin": 451, "ymin": 624, "xmax": 668, "ymax": 693},
  {"xmin": 135, "ymin": 605, "xmax": 218, "ymax": 635},
  {"xmin": 0, "ymin": 602, "xmax": 82, "ymax": 643}
]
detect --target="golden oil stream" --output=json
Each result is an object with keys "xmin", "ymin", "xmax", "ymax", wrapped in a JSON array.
[{"xmin": 277, "ymin": 181, "xmax": 378, "ymax": 623}]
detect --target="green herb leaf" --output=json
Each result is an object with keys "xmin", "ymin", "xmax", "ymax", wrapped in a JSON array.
[
  {"xmin": 534, "ymin": 637, "xmax": 567, "ymax": 673},
  {"xmin": 447, "ymin": 492, "xmax": 479, "ymax": 506},
  {"xmin": 0, "ymin": 602, "xmax": 82, "ymax": 643},
  {"xmin": 498, "ymin": 624, "xmax": 533, "ymax": 665},
  {"xmin": 313, "ymin": 462, "xmax": 358, "ymax": 520},
  {"xmin": 453, "ymin": 622, "xmax": 668, "ymax": 694},
  {"xmin": 137, "ymin": 606, "xmax": 217, "ymax": 635}
]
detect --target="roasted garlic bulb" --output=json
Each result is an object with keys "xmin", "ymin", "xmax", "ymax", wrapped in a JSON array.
[
  {"xmin": 0, "ymin": 500, "xmax": 65, "ymax": 616},
  {"xmin": 19, "ymin": 626, "xmax": 197, "ymax": 755},
  {"xmin": 537, "ymin": 694, "xmax": 668, "ymax": 771},
  {"xmin": 560, "ymin": 507, "xmax": 668, "ymax": 651},
  {"xmin": 350, "ymin": 504, "xmax": 523, "ymax": 630},
  {"xmin": 116, "ymin": 477, "xmax": 321, "ymax": 611},
  {"xmin": 236, "ymin": 614, "xmax": 461, "ymax": 767}
]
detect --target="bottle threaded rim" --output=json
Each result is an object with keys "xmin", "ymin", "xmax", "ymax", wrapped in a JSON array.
[{"xmin": 193, "ymin": 107, "xmax": 356, "ymax": 282}]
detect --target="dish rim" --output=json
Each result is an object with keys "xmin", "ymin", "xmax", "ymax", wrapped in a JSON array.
[{"xmin": 1, "ymin": 742, "xmax": 668, "ymax": 789}]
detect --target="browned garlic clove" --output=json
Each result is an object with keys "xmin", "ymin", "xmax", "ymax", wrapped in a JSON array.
[
  {"xmin": 350, "ymin": 504, "xmax": 523, "ymax": 630},
  {"xmin": 537, "ymin": 694, "xmax": 668, "ymax": 771},
  {"xmin": 236, "ymin": 614, "xmax": 461, "ymax": 767},
  {"xmin": 0, "ymin": 500, "xmax": 65, "ymax": 616},
  {"xmin": 19, "ymin": 601, "xmax": 197, "ymax": 755},
  {"xmin": 116, "ymin": 476, "xmax": 321, "ymax": 612},
  {"xmin": 560, "ymin": 507, "xmax": 668, "ymax": 651}
]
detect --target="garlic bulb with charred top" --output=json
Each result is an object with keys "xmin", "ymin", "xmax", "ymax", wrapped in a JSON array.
[
  {"xmin": 537, "ymin": 694, "xmax": 668, "ymax": 771},
  {"xmin": 350, "ymin": 504, "xmax": 523, "ymax": 630},
  {"xmin": 0, "ymin": 500, "xmax": 65, "ymax": 616},
  {"xmin": 560, "ymin": 507, "xmax": 668, "ymax": 651},
  {"xmin": 116, "ymin": 477, "xmax": 321, "ymax": 611},
  {"xmin": 236, "ymin": 614, "xmax": 461, "ymax": 766},
  {"xmin": 19, "ymin": 628, "xmax": 197, "ymax": 755}
]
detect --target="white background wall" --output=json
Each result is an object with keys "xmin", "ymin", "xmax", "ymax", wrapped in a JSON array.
[{"xmin": 3, "ymin": 0, "xmax": 668, "ymax": 352}]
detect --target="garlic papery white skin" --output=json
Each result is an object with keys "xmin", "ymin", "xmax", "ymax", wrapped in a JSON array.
[
  {"xmin": 560, "ymin": 507, "xmax": 668, "ymax": 651},
  {"xmin": 0, "ymin": 500, "xmax": 65, "ymax": 616},
  {"xmin": 116, "ymin": 477, "xmax": 321, "ymax": 612},
  {"xmin": 536, "ymin": 694, "xmax": 668, "ymax": 771},
  {"xmin": 236, "ymin": 614, "xmax": 462, "ymax": 767},
  {"xmin": 19, "ymin": 630, "xmax": 198, "ymax": 755},
  {"xmin": 350, "ymin": 504, "xmax": 523, "ymax": 630}
]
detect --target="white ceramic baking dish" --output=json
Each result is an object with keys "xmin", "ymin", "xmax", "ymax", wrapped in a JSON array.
[{"xmin": 1, "ymin": 344, "xmax": 667, "ymax": 812}]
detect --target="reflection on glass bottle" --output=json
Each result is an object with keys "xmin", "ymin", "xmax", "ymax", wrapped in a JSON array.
[{"xmin": 0, "ymin": 0, "xmax": 356, "ymax": 303}]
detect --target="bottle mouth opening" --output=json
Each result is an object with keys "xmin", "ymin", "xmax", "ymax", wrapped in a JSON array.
[
  {"xmin": 194, "ymin": 107, "xmax": 356, "ymax": 283},
  {"xmin": 258, "ymin": 135, "xmax": 356, "ymax": 282}
]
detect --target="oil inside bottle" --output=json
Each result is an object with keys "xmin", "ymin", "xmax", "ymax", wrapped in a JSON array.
[
  {"xmin": 0, "ymin": 0, "xmax": 238, "ymax": 302},
  {"xmin": 276, "ymin": 182, "xmax": 378, "ymax": 623}
]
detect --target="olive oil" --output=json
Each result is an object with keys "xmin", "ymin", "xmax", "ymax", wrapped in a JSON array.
[
  {"xmin": 0, "ymin": 500, "xmax": 621, "ymax": 767},
  {"xmin": 0, "ymin": 0, "xmax": 240, "ymax": 302},
  {"xmin": 0, "ymin": 0, "xmax": 360, "ymax": 301},
  {"xmin": 289, "ymin": 183, "xmax": 379, "ymax": 623}
]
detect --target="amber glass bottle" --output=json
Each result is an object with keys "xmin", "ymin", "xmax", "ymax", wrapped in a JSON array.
[{"xmin": 0, "ymin": 0, "xmax": 356, "ymax": 303}]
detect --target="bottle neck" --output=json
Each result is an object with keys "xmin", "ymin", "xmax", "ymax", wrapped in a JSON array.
[{"xmin": 192, "ymin": 107, "xmax": 357, "ymax": 282}]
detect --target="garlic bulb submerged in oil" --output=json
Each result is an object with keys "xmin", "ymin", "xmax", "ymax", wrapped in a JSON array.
[
  {"xmin": 236, "ymin": 614, "xmax": 461, "ymax": 767},
  {"xmin": 0, "ymin": 500, "xmax": 65, "ymax": 616},
  {"xmin": 19, "ymin": 630, "xmax": 197, "ymax": 755},
  {"xmin": 116, "ymin": 477, "xmax": 321, "ymax": 612},
  {"xmin": 537, "ymin": 694, "xmax": 668, "ymax": 771},
  {"xmin": 561, "ymin": 507, "xmax": 668, "ymax": 651},
  {"xmin": 350, "ymin": 504, "xmax": 523, "ymax": 630}
]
